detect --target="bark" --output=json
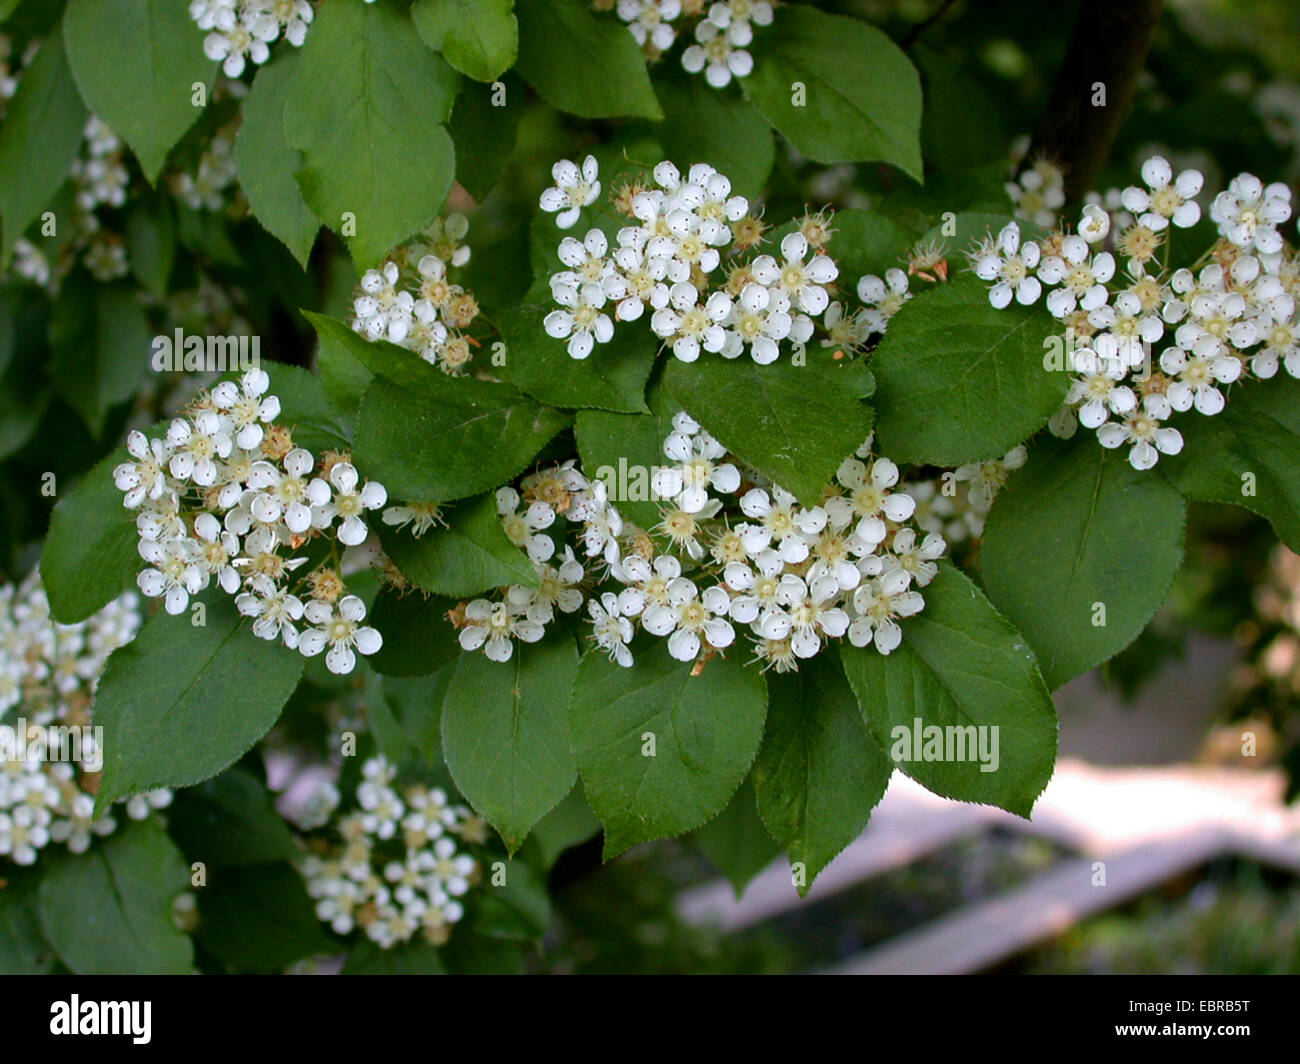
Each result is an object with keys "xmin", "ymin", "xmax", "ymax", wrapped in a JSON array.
[{"xmin": 1029, "ymin": 0, "xmax": 1165, "ymax": 201}]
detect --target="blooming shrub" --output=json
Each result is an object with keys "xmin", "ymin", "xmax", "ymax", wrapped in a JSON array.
[{"xmin": 0, "ymin": 0, "xmax": 1297, "ymax": 976}]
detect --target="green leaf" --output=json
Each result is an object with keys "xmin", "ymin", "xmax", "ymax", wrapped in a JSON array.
[
  {"xmin": 197, "ymin": 864, "xmax": 335, "ymax": 973},
  {"xmin": 353, "ymin": 374, "xmax": 570, "ymax": 503},
  {"xmin": 663, "ymin": 352, "xmax": 874, "ymax": 507},
  {"xmin": 92, "ymin": 595, "xmax": 305, "ymax": 808},
  {"xmin": 265, "ymin": 363, "xmax": 351, "ymax": 454},
  {"xmin": 384, "ymin": 670, "xmax": 451, "ymax": 762},
  {"xmin": 443, "ymin": 638, "xmax": 579, "ymax": 853},
  {"xmin": 980, "ymin": 436, "xmax": 1186, "ymax": 690},
  {"xmin": 1161, "ymin": 376, "xmax": 1300, "ymax": 553},
  {"xmin": 691, "ymin": 777, "xmax": 778, "ymax": 898},
  {"xmin": 345, "ymin": 939, "xmax": 445, "ymax": 974},
  {"xmin": 0, "ymin": 33, "xmax": 87, "ymax": 265},
  {"xmin": 569, "ymin": 639, "xmax": 768, "ymax": 859},
  {"xmin": 0, "ymin": 357, "xmax": 50, "ymax": 462},
  {"xmin": 574, "ymin": 389, "xmax": 682, "ymax": 532},
  {"xmin": 828, "ymin": 208, "xmax": 917, "ymax": 281},
  {"xmin": 0, "ymin": 872, "xmax": 58, "ymax": 975},
  {"xmin": 383, "ymin": 492, "xmax": 538, "ymax": 598},
  {"xmin": 514, "ymin": 0, "xmax": 661, "ymax": 119},
  {"xmin": 914, "ymin": 44, "xmax": 1006, "ymax": 170},
  {"xmin": 49, "ymin": 277, "xmax": 152, "ymax": 438},
  {"xmin": 166, "ymin": 767, "xmax": 300, "ymax": 868},
  {"xmin": 303, "ymin": 311, "xmax": 433, "ymax": 391},
  {"xmin": 235, "ymin": 53, "xmax": 320, "ymax": 268},
  {"xmin": 283, "ymin": 0, "xmax": 460, "ymax": 267},
  {"xmin": 38, "ymin": 819, "xmax": 194, "ymax": 975},
  {"xmin": 651, "ymin": 75, "xmax": 774, "ymax": 201},
  {"xmin": 744, "ymin": 5, "xmax": 922, "ymax": 178},
  {"xmin": 42, "ymin": 446, "xmax": 137, "ymax": 624},
  {"xmin": 124, "ymin": 191, "xmax": 176, "ymax": 296},
  {"xmin": 474, "ymin": 859, "xmax": 551, "ymax": 940},
  {"xmin": 412, "ymin": 0, "xmax": 518, "ymax": 83},
  {"xmin": 840, "ymin": 564, "xmax": 1058, "ymax": 816},
  {"xmin": 752, "ymin": 651, "xmax": 890, "ymax": 893},
  {"xmin": 447, "ymin": 75, "xmax": 523, "ymax": 202},
  {"xmin": 496, "ymin": 301, "xmax": 653, "ymax": 414},
  {"xmin": 62, "ymin": 0, "xmax": 214, "ymax": 180},
  {"xmin": 316, "ymin": 318, "xmax": 374, "ymax": 425},
  {"xmin": 869, "ymin": 272, "xmax": 1066, "ymax": 465},
  {"xmin": 523, "ymin": 786, "xmax": 601, "ymax": 868},
  {"xmin": 366, "ymin": 587, "xmax": 461, "ymax": 678}
]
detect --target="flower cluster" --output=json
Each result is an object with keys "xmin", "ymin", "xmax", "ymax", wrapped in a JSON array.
[
  {"xmin": 439, "ymin": 414, "xmax": 945, "ymax": 672},
  {"xmin": 298, "ymin": 755, "xmax": 483, "ymax": 949},
  {"xmin": 609, "ymin": 0, "xmax": 774, "ymax": 88},
  {"xmin": 190, "ymin": 0, "xmax": 313, "ymax": 78},
  {"xmin": 0, "ymin": 572, "xmax": 171, "ymax": 867},
  {"xmin": 348, "ymin": 216, "xmax": 480, "ymax": 375},
  {"xmin": 540, "ymin": 156, "xmax": 850, "ymax": 365},
  {"xmin": 113, "ymin": 367, "xmax": 392, "ymax": 675},
  {"xmin": 975, "ymin": 157, "xmax": 1298, "ymax": 471}
]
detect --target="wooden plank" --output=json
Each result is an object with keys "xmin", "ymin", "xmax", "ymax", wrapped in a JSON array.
[{"xmin": 821, "ymin": 832, "xmax": 1230, "ymax": 975}]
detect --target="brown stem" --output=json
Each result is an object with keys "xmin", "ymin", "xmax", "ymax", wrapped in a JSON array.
[{"xmin": 1028, "ymin": 0, "xmax": 1165, "ymax": 202}]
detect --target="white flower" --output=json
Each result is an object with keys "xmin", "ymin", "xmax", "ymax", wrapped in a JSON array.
[
  {"xmin": 1065, "ymin": 356, "xmax": 1138, "ymax": 428},
  {"xmin": 192, "ymin": 512, "xmax": 241, "ymax": 594},
  {"xmin": 114, "ymin": 431, "xmax": 172, "ymax": 508},
  {"xmin": 458, "ymin": 599, "xmax": 544, "ymax": 662},
  {"xmin": 245, "ymin": 449, "xmax": 330, "ymax": 535},
  {"xmin": 649, "ymin": 282, "xmax": 731, "ymax": 361},
  {"xmin": 753, "ymin": 232, "xmax": 838, "ymax": 315},
  {"xmin": 353, "ymin": 261, "xmax": 415, "ymax": 343},
  {"xmin": 318, "ymin": 463, "xmax": 387, "ymax": 546},
  {"xmin": 681, "ymin": 18, "xmax": 753, "ymax": 88},
  {"xmin": 1210, "ymin": 173, "xmax": 1292, "ymax": 254},
  {"xmin": 829, "ymin": 457, "xmax": 916, "ymax": 547},
  {"xmin": 211, "ymin": 368, "xmax": 280, "ymax": 450},
  {"xmin": 653, "ymin": 424, "xmax": 740, "ymax": 513},
  {"xmin": 381, "ymin": 502, "xmax": 445, "ymax": 538},
  {"xmin": 1096, "ymin": 395, "xmax": 1183, "ymax": 471},
  {"xmin": 298, "ymin": 596, "xmax": 382, "ymax": 675},
  {"xmin": 1038, "ymin": 235, "xmax": 1115, "ymax": 318},
  {"xmin": 1078, "ymin": 203, "xmax": 1112, "ymax": 244},
  {"xmin": 165, "ymin": 410, "xmax": 233, "ymax": 486},
  {"xmin": 589, "ymin": 592, "xmax": 634, "ymax": 667},
  {"xmin": 1159, "ymin": 345, "xmax": 1241, "ymax": 415},
  {"xmin": 975, "ymin": 222, "xmax": 1042, "ymax": 308},
  {"xmin": 497, "ymin": 488, "xmax": 556, "ymax": 562},
  {"xmin": 545, "ymin": 280, "xmax": 615, "ymax": 359},
  {"xmin": 885, "ymin": 528, "xmax": 946, "ymax": 588},
  {"xmin": 614, "ymin": 553, "xmax": 681, "ymax": 617},
  {"xmin": 856, "ymin": 269, "xmax": 912, "ymax": 333},
  {"xmin": 539, "ymin": 156, "xmax": 600, "ymax": 229},
  {"xmin": 1089, "ymin": 290, "xmax": 1165, "ymax": 367},
  {"xmin": 1121, "ymin": 157, "xmax": 1203, "ymax": 231},
  {"xmin": 137, "ymin": 537, "xmax": 205, "ymax": 615},
  {"xmin": 764, "ymin": 575, "xmax": 850, "ymax": 658},
  {"xmin": 511, "ymin": 549, "xmax": 585, "ymax": 623},
  {"xmin": 721, "ymin": 283, "xmax": 792, "ymax": 363},
  {"xmin": 641, "ymin": 578, "xmax": 735, "ymax": 661},
  {"xmin": 617, "ymin": 0, "xmax": 680, "ymax": 50},
  {"xmin": 848, "ymin": 570, "xmax": 924, "ymax": 653},
  {"xmin": 0, "ymin": 806, "xmax": 50, "ymax": 865},
  {"xmin": 236, "ymin": 574, "xmax": 305, "ymax": 648}
]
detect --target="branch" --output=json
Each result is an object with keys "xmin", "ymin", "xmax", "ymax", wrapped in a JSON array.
[{"xmin": 1028, "ymin": 0, "xmax": 1164, "ymax": 202}]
